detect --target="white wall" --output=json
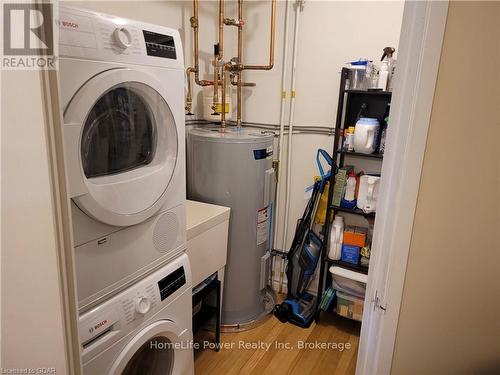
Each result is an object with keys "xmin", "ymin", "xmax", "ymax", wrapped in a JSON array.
[
  {"xmin": 1, "ymin": 71, "xmax": 69, "ymax": 372},
  {"xmin": 68, "ymin": 0, "xmax": 403, "ymax": 248}
]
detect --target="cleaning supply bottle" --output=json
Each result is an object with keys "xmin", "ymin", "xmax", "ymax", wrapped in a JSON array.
[
  {"xmin": 381, "ymin": 47, "xmax": 396, "ymax": 91},
  {"xmin": 340, "ymin": 172, "xmax": 357, "ymax": 209},
  {"xmin": 328, "ymin": 216, "xmax": 344, "ymax": 260},
  {"xmin": 344, "ymin": 126, "xmax": 355, "ymax": 151},
  {"xmin": 378, "ymin": 60, "xmax": 389, "ymax": 91}
]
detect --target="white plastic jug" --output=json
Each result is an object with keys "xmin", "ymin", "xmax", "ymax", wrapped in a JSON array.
[
  {"xmin": 357, "ymin": 175, "xmax": 380, "ymax": 213},
  {"xmin": 354, "ymin": 118, "xmax": 380, "ymax": 154},
  {"xmin": 328, "ymin": 216, "xmax": 344, "ymax": 260}
]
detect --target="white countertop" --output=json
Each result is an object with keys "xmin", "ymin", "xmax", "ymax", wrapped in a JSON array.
[{"xmin": 186, "ymin": 200, "xmax": 230, "ymax": 240}]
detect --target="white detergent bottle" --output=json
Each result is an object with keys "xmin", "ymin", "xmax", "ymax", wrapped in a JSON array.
[
  {"xmin": 328, "ymin": 216, "xmax": 344, "ymax": 260},
  {"xmin": 378, "ymin": 60, "xmax": 389, "ymax": 91}
]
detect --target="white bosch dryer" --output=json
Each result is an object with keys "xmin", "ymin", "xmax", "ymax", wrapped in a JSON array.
[
  {"xmin": 58, "ymin": 6, "xmax": 186, "ymax": 311},
  {"xmin": 79, "ymin": 254, "xmax": 194, "ymax": 375}
]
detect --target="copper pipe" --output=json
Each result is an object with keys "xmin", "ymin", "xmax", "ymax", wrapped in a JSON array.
[
  {"xmin": 212, "ymin": 0, "xmax": 225, "ymax": 113},
  {"xmin": 218, "ymin": 0, "xmax": 224, "ymax": 59},
  {"xmin": 230, "ymin": 74, "xmax": 256, "ymax": 87},
  {"xmin": 191, "ymin": 0, "xmax": 214, "ymax": 86},
  {"xmin": 212, "ymin": 51, "xmax": 219, "ymax": 113},
  {"xmin": 236, "ymin": 0, "xmax": 243, "ymax": 127},
  {"xmin": 185, "ymin": 67, "xmax": 195, "ymax": 114},
  {"xmin": 186, "ymin": 0, "xmax": 275, "ymax": 123},
  {"xmin": 242, "ymin": 0, "xmax": 276, "ymax": 71},
  {"xmin": 185, "ymin": 0, "xmax": 211, "ymax": 114},
  {"xmin": 220, "ymin": 62, "xmax": 232, "ymax": 128}
]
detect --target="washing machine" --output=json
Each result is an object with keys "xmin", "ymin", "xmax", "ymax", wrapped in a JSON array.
[
  {"xmin": 58, "ymin": 6, "xmax": 186, "ymax": 312},
  {"xmin": 79, "ymin": 253, "xmax": 194, "ymax": 375}
]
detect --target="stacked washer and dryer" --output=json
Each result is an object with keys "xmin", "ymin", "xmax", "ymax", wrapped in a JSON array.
[{"xmin": 58, "ymin": 6, "xmax": 193, "ymax": 374}]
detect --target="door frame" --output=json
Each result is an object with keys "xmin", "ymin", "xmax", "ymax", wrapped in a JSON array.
[{"xmin": 356, "ymin": 1, "xmax": 449, "ymax": 374}]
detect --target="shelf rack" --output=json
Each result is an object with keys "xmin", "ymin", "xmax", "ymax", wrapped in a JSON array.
[
  {"xmin": 328, "ymin": 259, "xmax": 369, "ymax": 275},
  {"xmin": 340, "ymin": 150, "xmax": 384, "ymax": 160},
  {"xmin": 345, "ymin": 89, "xmax": 392, "ymax": 96},
  {"xmin": 331, "ymin": 205, "xmax": 376, "ymax": 218},
  {"xmin": 192, "ymin": 275, "xmax": 221, "ymax": 351},
  {"xmin": 315, "ymin": 67, "xmax": 391, "ymax": 321}
]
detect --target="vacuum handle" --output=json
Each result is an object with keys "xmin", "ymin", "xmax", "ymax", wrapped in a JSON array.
[{"xmin": 316, "ymin": 149, "xmax": 333, "ymax": 178}]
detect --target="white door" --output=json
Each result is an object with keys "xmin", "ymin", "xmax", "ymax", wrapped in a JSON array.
[
  {"xmin": 64, "ymin": 68, "xmax": 178, "ymax": 227},
  {"xmin": 110, "ymin": 320, "xmax": 193, "ymax": 375},
  {"xmin": 356, "ymin": 2, "xmax": 449, "ymax": 374}
]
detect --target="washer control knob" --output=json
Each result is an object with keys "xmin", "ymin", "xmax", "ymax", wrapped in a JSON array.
[
  {"xmin": 135, "ymin": 297, "xmax": 151, "ymax": 315},
  {"xmin": 113, "ymin": 27, "xmax": 132, "ymax": 49}
]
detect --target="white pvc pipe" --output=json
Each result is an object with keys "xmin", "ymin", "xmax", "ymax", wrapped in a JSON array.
[
  {"xmin": 279, "ymin": 0, "xmax": 303, "ymax": 292},
  {"xmin": 273, "ymin": 0, "xmax": 290, "ymax": 248}
]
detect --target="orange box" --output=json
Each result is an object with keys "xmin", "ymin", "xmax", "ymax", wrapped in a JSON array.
[{"xmin": 343, "ymin": 225, "xmax": 367, "ymax": 247}]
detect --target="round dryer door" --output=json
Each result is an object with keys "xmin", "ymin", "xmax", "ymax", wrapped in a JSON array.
[
  {"xmin": 109, "ymin": 320, "xmax": 193, "ymax": 375},
  {"xmin": 64, "ymin": 69, "xmax": 178, "ymax": 226}
]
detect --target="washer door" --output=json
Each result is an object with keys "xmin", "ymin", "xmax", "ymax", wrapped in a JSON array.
[
  {"xmin": 64, "ymin": 68, "xmax": 178, "ymax": 226},
  {"xmin": 110, "ymin": 320, "xmax": 193, "ymax": 375}
]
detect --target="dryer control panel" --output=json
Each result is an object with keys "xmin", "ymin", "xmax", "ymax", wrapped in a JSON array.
[
  {"xmin": 143, "ymin": 30, "xmax": 177, "ymax": 59},
  {"xmin": 57, "ymin": 5, "xmax": 184, "ymax": 69},
  {"xmin": 78, "ymin": 254, "xmax": 191, "ymax": 362}
]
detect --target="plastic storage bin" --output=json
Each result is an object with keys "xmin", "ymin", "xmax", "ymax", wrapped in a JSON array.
[
  {"xmin": 329, "ymin": 266, "xmax": 367, "ymax": 298},
  {"xmin": 347, "ymin": 66, "xmax": 367, "ymax": 90},
  {"xmin": 336, "ymin": 291, "xmax": 364, "ymax": 322}
]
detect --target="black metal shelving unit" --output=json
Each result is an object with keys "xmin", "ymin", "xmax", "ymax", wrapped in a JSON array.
[
  {"xmin": 340, "ymin": 150, "xmax": 384, "ymax": 160},
  {"xmin": 331, "ymin": 205, "xmax": 376, "ymax": 218},
  {"xmin": 328, "ymin": 259, "xmax": 369, "ymax": 275},
  {"xmin": 192, "ymin": 275, "xmax": 221, "ymax": 351},
  {"xmin": 315, "ymin": 67, "xmax": 391, "ymax": 321}
]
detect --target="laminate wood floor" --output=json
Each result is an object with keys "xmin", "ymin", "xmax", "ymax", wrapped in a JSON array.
[{"xmin": 194, "ymin": 311, "xmax": 361, "ymax": 375}]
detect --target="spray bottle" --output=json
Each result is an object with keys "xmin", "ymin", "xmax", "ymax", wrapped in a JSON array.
[{"xmin": 381, "ymin": 47, "xmax": 396, "ymax": 91}]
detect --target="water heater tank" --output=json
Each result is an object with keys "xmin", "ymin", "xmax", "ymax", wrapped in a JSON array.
[{"xmin": 187, "ymin": 126, "xmax": 275, "ymax": 326}]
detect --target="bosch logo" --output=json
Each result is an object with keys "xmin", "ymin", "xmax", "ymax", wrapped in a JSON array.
[
  {"xmin": 62, "ymin": 20, "xmax": 78, "ymax": 28},
  {"xmin": 94, "ymin": 319, "xmax": 108, "ymax": 330},
  {"xmin": 56, "ymin": 19, "xmax": 78, "ymax": 29},
  {"xmin": 88, "ymin": 319, "xmax": 108, "ymax": 333}
]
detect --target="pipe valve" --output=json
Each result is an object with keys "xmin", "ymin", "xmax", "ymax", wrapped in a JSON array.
[
  {"xmin": 224, "ymin": 18, "xmax": 244, "ymax": 27},
  {"xmin": 190, "ymin": 16, "xmax": 198, "ymax": 28}
]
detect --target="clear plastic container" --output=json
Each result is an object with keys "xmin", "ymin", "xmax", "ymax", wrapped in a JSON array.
[
  {"xmin": 336, "ymin": 291, "xmax": 364, "ymax": 321},
  {"xmin": 348, "ymin": 66, "xmax": 367, "ymax": 90},
  {"xmin": 330, "ymin": 266, "xmax": 367, "ymax": 298}
]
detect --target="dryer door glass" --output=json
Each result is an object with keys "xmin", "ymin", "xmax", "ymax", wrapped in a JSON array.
[
  {"xmin": 81, "ymin": 85, "xmax": 157, "ymax": 178},
  {"xmin": 64, "ymin": 69, "xmax": 179, "ymax": 226},
  {"xmin": 122, "ymin": 336, "xmax": 174, "ymax": 375}
]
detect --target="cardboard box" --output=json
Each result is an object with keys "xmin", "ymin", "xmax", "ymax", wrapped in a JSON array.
[
  {"xmin": 343, "ymin": 225, "xmax": 367, "ymax": 247},
  {"xmin": 341, "ymin": 244, "xmax": 361, "ymax": 264},
  {"xmin": 332, "ymin": 166, "xmax": 354, "ymax": 207}
]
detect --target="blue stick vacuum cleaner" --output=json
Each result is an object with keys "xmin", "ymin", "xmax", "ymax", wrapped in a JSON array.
[{"xmin": 274, "ymin": 149, "xmax": 336, "ymax": 328}]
